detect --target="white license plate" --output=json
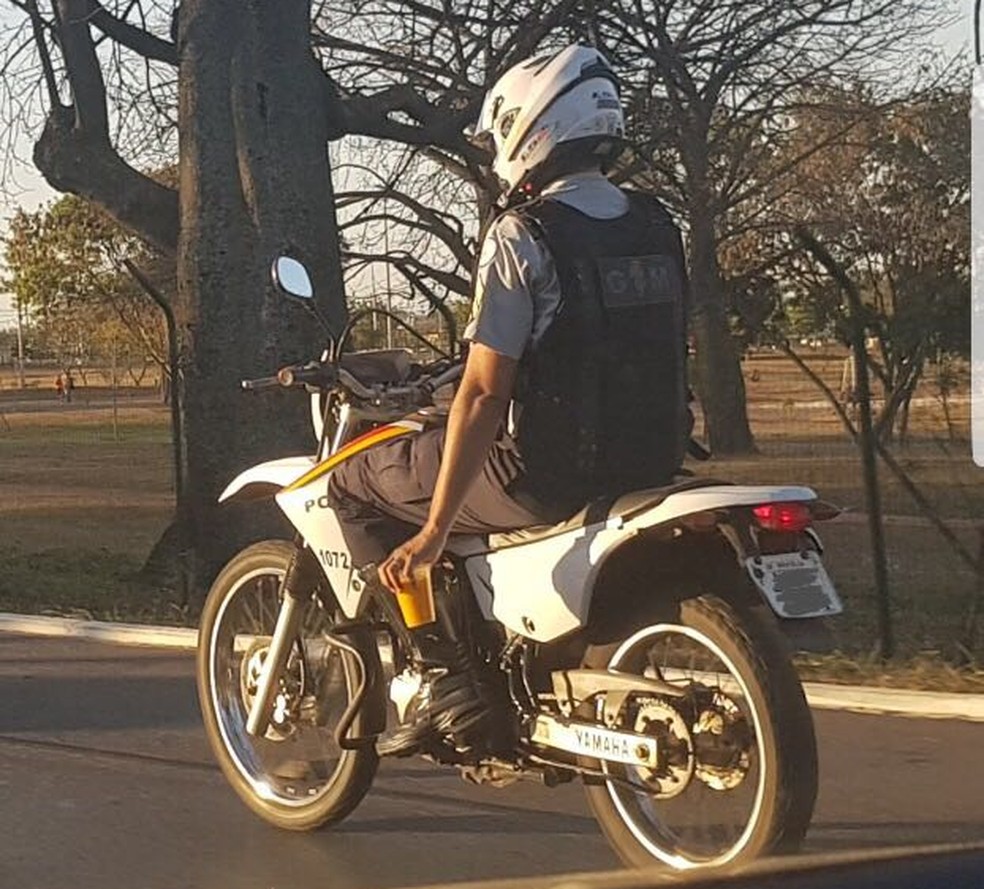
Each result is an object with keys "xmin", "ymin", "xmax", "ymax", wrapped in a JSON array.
[
  {"xmin": 532, "ymin": 715, "xmax": 657, "ymax": 768},
  {"xmin": 747, "ymin": 551, "xmax": 843, "ymax": 619}
]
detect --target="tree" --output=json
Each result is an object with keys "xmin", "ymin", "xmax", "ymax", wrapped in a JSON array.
[
  {"xmin": 775, "ymin": 85, "xmax": 970, "ymax": 440},
  {"xmin": 0, "ymin": 0, "xmax": 569, "ymax": 590},
  {"xmin": 580, "ymin": 0, "xmax": 948, "ymax": 453},
  {"xmin": 0, "ymin": 0, "xmax": 957, "ymax": 590},
  {"xmin": 1, "ymin": 0, "xmax": 349, "ymax": 587},
  {"xmin": 3, "ymin": 195, "xmax": 168, "ymax": 379}
]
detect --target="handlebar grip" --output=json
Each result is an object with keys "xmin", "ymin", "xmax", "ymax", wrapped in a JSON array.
[
  {"xmin": 241, "ymin": 376, "xmax": 281, "ymax": 391},
  {"xmin": 421, "ymin": 362, "xmax": 464, "ymax": 393},
  {"xmin": 242, "ymin": 364, "xmax": 334, "ymax": 392},
  {"xmin": 280, "ymin": 364, "xmax": 335, "ymax": 387}
]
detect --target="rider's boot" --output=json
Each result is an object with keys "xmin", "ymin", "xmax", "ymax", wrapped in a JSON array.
[
  {"xmin": 376, "ymin": 644, "xmax": 489, "ymax": 757},
  {"xmin": 368, "ymin": 571, "xmax": 492, "ymax": 758}
]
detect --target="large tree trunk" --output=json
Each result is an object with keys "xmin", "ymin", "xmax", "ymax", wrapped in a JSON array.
[
  {"xmin": 175, "ymin": 0, "xmax": 347, "ymax": 594},
  {"xmin": 687, "ymin": 202, "xmax": 755, "ymax": 455}
]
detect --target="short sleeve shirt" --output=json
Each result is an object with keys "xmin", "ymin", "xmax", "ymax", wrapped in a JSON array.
[{"xmin": 462, "ymin": 172, "xmax": 630, "ymax": 360}]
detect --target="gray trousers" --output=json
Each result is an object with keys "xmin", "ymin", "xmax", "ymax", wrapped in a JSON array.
[{"xmin": 326, "ymin": 427, "xmax": 553, "ymax": 567}]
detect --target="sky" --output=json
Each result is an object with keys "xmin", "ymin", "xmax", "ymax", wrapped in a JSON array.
[{"xmin": 0, "ymin": 4, "xmax": 974, "ymax": 329}]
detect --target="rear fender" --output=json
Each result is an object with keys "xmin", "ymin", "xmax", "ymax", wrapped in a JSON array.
[
  {"xmin": 583, "ymin": 529, "xmax": 749, "ymax": 646},
  {"xmin": 584, "ymin": 524, "xmax": 835, "ymax": 653},
  {"xmin": 469, "ymin": 483, "xmax": 831, "ymax": 644},
  {"xmin": 622, "ymin": 484, "xmax": 816, "ymax": 533}
]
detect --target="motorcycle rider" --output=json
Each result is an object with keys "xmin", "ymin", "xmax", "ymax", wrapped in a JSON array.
[{"xmin": 327, "ymin": 44, "xmax": 691, "ymax": 756}]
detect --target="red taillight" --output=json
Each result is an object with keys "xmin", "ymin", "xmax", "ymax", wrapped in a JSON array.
[{"xmin": 752, "ymin": 502, "xmax": 812, "ymax": 533}]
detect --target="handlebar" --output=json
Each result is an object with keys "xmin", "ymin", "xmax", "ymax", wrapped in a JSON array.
[
  {"xmin": 241, "ymin": 357, "xmax": 463, "ymax": 405},
  {"xmin": 241, "ymin": 363, "xmax": 336, "ymax": 392}
]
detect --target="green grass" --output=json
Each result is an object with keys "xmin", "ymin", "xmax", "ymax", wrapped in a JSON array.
[
  {"xmin": 0, "ymin": 546, "xmax": 192, "ymax": 626},
  {"xmin": 0, "ymin": 403, "xmax": 182, "ymax": 624}
]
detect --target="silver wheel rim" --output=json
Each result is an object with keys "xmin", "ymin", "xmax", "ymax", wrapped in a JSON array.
[
  {"xmin": 604, "ymin": 622, "xmax": 768, "ymax": 869},
  {"xmin": 208, "ymin": 565, "xmax": 354, "ymax": 809}
]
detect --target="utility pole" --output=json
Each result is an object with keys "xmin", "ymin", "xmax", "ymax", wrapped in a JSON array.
[
  {"xmin": 383, "ymin": 206, "xmax": 393, "ymax": 349},
  {"xmin": 15, "ymin": 299, "xmax": 25, "ymax": 389}
]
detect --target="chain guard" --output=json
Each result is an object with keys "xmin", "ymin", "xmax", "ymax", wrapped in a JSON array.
[{"xmin": 599, "ymin": 683, "xmax": 755, "ymax": 798}]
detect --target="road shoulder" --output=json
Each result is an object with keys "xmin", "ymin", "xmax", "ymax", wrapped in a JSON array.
[{"xmin": 2, "ymin": 612, "xmax": 983, "ymax": 722}]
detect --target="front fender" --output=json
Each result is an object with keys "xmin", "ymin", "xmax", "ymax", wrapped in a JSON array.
[{"xmin": 218, "ymin": 456, "xmax": 317, "ymax": 503}]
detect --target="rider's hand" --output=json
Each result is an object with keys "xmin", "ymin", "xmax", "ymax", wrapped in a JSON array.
[{"xmin": 379, "ymin": 525, "xmax": 448, "ymax": 594}]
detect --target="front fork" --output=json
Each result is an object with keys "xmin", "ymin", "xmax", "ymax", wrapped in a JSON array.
[{"xmin": 245, "ymin": 544, "xmax": 320, "ymax": 738}]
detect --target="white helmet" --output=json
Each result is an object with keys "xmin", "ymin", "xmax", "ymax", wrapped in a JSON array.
[{"xmin": 474, "ymin": 45, "xmax": 625, "ymax": 201}]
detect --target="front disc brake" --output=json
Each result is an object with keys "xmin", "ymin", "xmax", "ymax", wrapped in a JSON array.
[{"xmin": 239, "ymin": 641, "xmax": 307, "ymax": 741}]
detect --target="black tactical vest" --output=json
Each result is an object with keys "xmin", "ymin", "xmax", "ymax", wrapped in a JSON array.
[{"xmin": 508, "ymin": 191, "xmax": 691, "ymax": 514}]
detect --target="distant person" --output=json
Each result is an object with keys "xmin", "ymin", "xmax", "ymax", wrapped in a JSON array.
[
  {"xmin": 839, "ymin": 353, "xmax": 859, "ymax": 420},
  {"xmin": 54, "ymin": 374, "xmax": 64, "ymax": 401},
  {"xmin": 64, "ymin": 371, "xmax": 74, "ymax": 403}
]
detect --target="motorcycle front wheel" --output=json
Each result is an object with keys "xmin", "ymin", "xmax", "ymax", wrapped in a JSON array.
[
  {"xmin": 582, "ymin": 594, "xmax": 817, "ymax": 869},
  {"xmin": 197, "ymin": 539, "xmax": 378, "ymax": 830}
]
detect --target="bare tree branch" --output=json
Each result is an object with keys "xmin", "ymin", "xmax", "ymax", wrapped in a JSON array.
[{"xmin": 83, "ymin": 0, "xmax": 177, "ymax": 66}]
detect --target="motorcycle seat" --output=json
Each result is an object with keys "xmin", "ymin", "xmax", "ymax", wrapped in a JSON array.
[{"xmin": 487, "ymin": 477, "xmax": 728, "ymax": 550}]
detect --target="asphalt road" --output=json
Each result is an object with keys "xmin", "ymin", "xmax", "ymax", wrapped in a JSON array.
[{"xmin": 0, "ymin": 632, "xmax": 982, "ymax": 889}]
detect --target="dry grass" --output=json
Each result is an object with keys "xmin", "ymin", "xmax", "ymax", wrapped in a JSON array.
[
  {"xmin": 0, "ymin": 355, "xmax": 981, "ymax": 684},
  {"xmin": 812, "ymin": 519, "xmax": 982, "ymax": 664},
  {"xmin": 794, "ymin": 652, "xmax": 984, "ymax": 694},
  {"xmin": 695, "ymin": 444, "xmax": 982, "ymax": 521}
]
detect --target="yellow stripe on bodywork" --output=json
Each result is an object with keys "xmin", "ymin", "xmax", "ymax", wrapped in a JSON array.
[{"xmin": 280, "ymin": 422, "xmax": 420, "ymax": 493}]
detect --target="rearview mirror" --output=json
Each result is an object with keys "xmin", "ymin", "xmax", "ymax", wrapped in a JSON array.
[{"xmin": 272, "ymin": 256, "xmax": 314, "ymax": 300}]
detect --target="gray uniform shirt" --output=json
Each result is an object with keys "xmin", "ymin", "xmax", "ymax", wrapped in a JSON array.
[{"xmin": 462, "ymin": 171, "xmax": 630, "ymax": 360}]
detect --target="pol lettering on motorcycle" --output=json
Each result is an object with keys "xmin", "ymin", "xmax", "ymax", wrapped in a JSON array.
[
  {"xmin": 304, "ymin": 493, "xmax": 334, "ymax": 512},
  {"xmin": 278, "ymin": 482, "xmax": 360, "ymax": 613}
]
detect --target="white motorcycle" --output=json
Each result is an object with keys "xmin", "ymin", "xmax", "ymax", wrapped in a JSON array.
[{"xmin": 197, "ymin": 257, "xmax": 843, "ymax": 870}]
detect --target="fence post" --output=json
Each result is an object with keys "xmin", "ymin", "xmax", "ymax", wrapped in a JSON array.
[
  {"xmin": 851, "ymin": 331, "xmax": 894, "ymax": 660},
  {"xmin": 795, "ymin": 227, "xmax": 894, "ymax": 660}
]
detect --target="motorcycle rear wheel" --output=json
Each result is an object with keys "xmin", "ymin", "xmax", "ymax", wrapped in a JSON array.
[
  {"xmin": 197, "ymin": 539, "xmax": 378, "ymax": 830},
  {"xmin": 582, "ymin": 594, "xmax": 817, "ymax": 869}
]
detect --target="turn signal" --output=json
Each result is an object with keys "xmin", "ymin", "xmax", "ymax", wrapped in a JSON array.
[{"xmin": 752, "ymin": 502, "xmax": 812, "ymax": 533}]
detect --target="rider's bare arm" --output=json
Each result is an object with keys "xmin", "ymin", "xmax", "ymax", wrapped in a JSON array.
[
  {"xmin": 427, "ymin": 342, "xmax": 518, "ymax": 533},
  {"xmin": 378, "ymin": 343, "xmax": 517, "ymax": 592}
]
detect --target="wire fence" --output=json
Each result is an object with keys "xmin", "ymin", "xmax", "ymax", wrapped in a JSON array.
[
  {"xmin": 0, "ymin": 351, "xmax": 981, "ymax": 665},
  {"xmin": 706, "ymin": 347, "xmax": 981, "ymax": 665}
]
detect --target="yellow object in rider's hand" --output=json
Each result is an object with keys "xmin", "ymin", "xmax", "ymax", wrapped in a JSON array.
[{"xmin": 395, "ymin": 566, "xmax": 437, "ymax": 628}]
